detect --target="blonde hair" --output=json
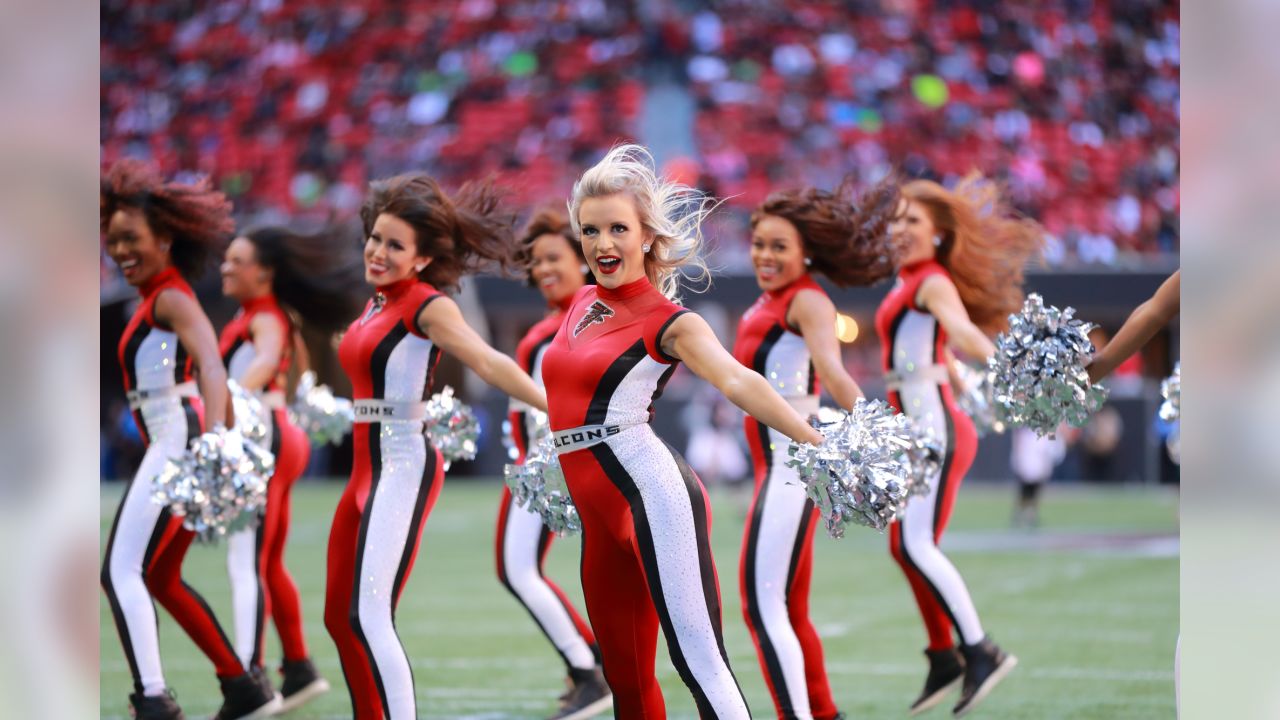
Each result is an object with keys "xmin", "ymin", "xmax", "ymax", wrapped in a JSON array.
[{"xmin": 568, "ymin": 144, "xmax": 716, "ymax": 301}]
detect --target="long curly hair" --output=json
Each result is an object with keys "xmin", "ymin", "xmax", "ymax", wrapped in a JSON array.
[
  {"xmin": 100, "ymin": 159, "xmax": 234, "ymax": 279},
  {"xmin": 903, "ymin": 172, "xmax": 1045, "ymax": 334},
  {"xmin": 751, "ymin": 176, "xmax": 903, "ymax": 288},
  {"xmin": 510, "ymin": 206, "xmax": 589, "ymax": 287},
  {"xmin": 569, "ymin": 144, "xmax": 718, "ymax": 301},
  {"xmin": 360, "ymin": 173, "xmax": 517, "ymax": 292},
  {"xmin": 241, "ymin": 225, "xmax": 367, "ymax": 333}
]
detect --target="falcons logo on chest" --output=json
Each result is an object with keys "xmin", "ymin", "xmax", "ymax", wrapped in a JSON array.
[{"xmin": 573, "ymin": 300, "xmax": 615, "ymax": 337}]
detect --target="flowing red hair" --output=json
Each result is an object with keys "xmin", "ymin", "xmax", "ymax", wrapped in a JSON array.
[{"xmin": 903, "ymin": 173, "xmax": 1044, "ymax": 334}]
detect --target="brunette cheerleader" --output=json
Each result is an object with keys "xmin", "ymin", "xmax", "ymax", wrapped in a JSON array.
[
  {"xmin": 324, "ymin": 173, "xmax": 547, "ymax": 719},
  {"xmin": 101, "ymin": 160, "xmax": 280, "ymax": 720},
  {"xmin": 219, "ymin": 225, "xmax": 365, "ymax": 711}
]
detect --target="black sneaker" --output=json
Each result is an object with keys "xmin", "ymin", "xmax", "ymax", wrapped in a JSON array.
[
  {"xmin": 548, "ymin": 666, "xmax": 612, "ymax": 720},
  {"xmin": 279, "ymin": 657, "xmax": 331, "ymax": 713},
  {"xmin": 953, "ymin": 637, "xmax": 1018, "ymax": 717},
  {"xmin": 128, "ymin": 690, "xmax": 184, "ymax": 720},
  {"xmin": 211, "ymin": 667, "xmax": 282, "ymax": 720},
  {"xmin": 909, "ymin": 647, "xmax": 966, "ymax": 715}
]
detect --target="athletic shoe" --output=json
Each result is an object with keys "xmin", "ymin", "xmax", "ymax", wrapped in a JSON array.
[
  {"xmin": 211, "ymin": 667, "xmax": 282, "ymax": 720},
  {"xmin": 909, "ymin": 647, "xmax": 966, "ymax": 715},
  {"xmin": 548, "ymin": 666, "xmax": 613, "ymax": 720},
  {"xmin": 128, "ymin": 689, "xmax": 184, "ymax": 719},
  {"xmin": 278, "ymin": 658, "xmax": 330, "ymax": 713},
  {"xmin": 953, "ymin": 637, "xmax": 1018, "ymax": 716}
]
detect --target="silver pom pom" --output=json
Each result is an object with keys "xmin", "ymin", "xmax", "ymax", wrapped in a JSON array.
[
  {"xmin": 1159, "ymin": 362, "xmax": 1180, "ymax": 423},
  {"xmin": 290, "ymin": 371, "xmax": 354, "ymax": 446},
  {"xmin": 952, "ymin": 362, "xmax": 1007, "ymax": 437},
  {"xmin": 785, "ymin": 398, "xmax": 920, "ymax": 537},
  {"xmin": 1160, "ymin": 362, "xmax": 1181, "ymax": 464},
  {"xmin": 228, "ymin": 380, "xmax": 269, "ymax": 445},
  {"xmin": 901, "ymin": 418, "xmax": 942, "ymax": 498},
  {"xmin": 990, "ymin": 293, "xmax": 1109, "ymax": 438},
  {"xmin": 151, "ymin": 427, "xmax": 274, "ymax": 542},
  {"xmin": 504, "ymin": 430, "xmax": 580, "ymax": 536},
  {"xmin": 423, "ymin": 386, "xmax": 480, "ymax": 469}
]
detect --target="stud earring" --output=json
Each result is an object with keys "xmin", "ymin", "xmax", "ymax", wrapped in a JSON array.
[
  {"xmin": 803, "ymin": 257, "xmax": 812, "ymax": 266},
  {"xmin": 932, "ymin": 235, "xmax": 943, "ymax": 247},
  {"xmin": 642, "ymin": 244, "xmax": 651, "ymax": 253},
  {"xmin": 580, "ymin": 263, "xmax": 590, "ymax": 275},
  {"xmin": 414, "ymin": 265, "xmax": 426, "ymax": 273}
]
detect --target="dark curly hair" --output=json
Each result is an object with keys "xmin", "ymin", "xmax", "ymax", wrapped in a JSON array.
[
  {"xmin": 510, "ymin": 206, "xmax": 589, "ymax": 287},
  {"xmin": 100, "ymin": 159, "xmax": 234, "ymax": 279},
  {"xmin": 241, "ymin": 225, "xmax": 367, "ymax": 334},
  {"xmin": 750, "ymin": 176, "xmax": 903, "ymax": 288},
  {"xmin": 360, "ymin": 174, "xmax": 517, "ymax": 292}
]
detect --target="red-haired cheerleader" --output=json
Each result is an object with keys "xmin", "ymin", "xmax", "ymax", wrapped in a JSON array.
[
  {"xmin": 875, "ymin": 173, "xmax": 1042, "ymax": 716},
  {"xmin": 101, "ymin": 160, "xmax": 280, "ymax": 720},
  {"xmin": 325, "ymin": 174, "xmax": 547, "ymax": 719},
  {"xmin": 497, "ymin": 208, "xmax": 611, "ymax": 720},
  {"xmin": 218, "ymin": 225, "xmax": 365, "ymax": 711},
  {"xmin": 543, "ymin": 145, "xmax": 827, "ymax": 719},
  {"xmin": 734, "ymin": 178, "xmax": 901, "ymax": 720}
]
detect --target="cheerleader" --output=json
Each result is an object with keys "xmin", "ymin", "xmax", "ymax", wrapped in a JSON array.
[
  {"xmin": 100, "ymin": 160, "xmax": 280, "ymax": 720},
  {"xmin": 497, "ymin": 208, "xmax": 611, "ymax": 720},
  {"xmin": 733, "ymin": 178, "xmax": 901, "ymax": 720},
  {"xmin": 875, "ymin": 174, "xmax": 1042, "ymax": 716},
  {"xmin": 219, "ymin": 226, "xmax": 365, "ymax": 711},
  {"xmin": 325, "ymin": 173, "xmax": 547, "ymax": 720},
  {"xmin": 542, "ymin": 145, "xmax": 826, "ymax": 719}
]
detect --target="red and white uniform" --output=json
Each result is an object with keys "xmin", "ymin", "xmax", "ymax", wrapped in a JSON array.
[
  {"xmin": 875, "ymin": 260, "xmax": 984, "ymax": 652},
  {"xmin": 102, "ymin": 267, "xmax": 246, "ymax": 696},
  {"xmin": 218, "ymin": 294, "xmax": 312, "ymax": 670},
  {"xmin": 494, "ymin": 299, "xmax": 598, "ymax": 673},
  {"xmin": 733, "ymin": 274, "xmax": 838, "ymax": 720},
  {"xmin": 325, "ymin": 277, "xmax": 445, "ymax": 720},
  {"xmin": 542, "ymin": 277, "xmax": 750, "ymax": 719}
]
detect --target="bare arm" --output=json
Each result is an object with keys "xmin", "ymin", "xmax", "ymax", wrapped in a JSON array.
[
  {"xmin": 664, "ymin": 313, "xmax": 824, "ymax": 446},
  {"xmin": 155, "ymin": 289, "xmax": 228, "ymax": 428},
  {"xmin": 1087, "ymin": 270, "xmax": 1180, "ymax": 382},
  {"xmin": 918, "ymin": 274, "xmax": 997, "ymax": 361},
  {"xmin": 235, "ymin": 312, "xmax": 286, "ymax": 393},
  {"xmin": 418, "ymin": 296, "xmax": 548, "ymax": 412},
  {"xmin": 788, "ymin": 289, "xmax": 864, "ymax": 410}
]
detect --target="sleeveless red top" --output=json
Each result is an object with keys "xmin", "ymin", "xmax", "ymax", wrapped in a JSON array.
[
  {"xmin": 338, "ymin": 278, "xmax": 444, "ymax": 402},
  {"xmin": 732, "ymin": 273, "xmax": 824, "ymax": 398}
]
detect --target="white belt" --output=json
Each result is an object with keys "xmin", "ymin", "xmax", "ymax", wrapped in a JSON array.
[
  {"xmin": 885, "ymin": 364, "xmax": 949, "ymax": 390},
  {"xmin": 551, "ymin": 421, "xmax": 645, "ymax": 455},
  {"xmin": 352, "ymin": 399, "xmax": 427, "ymax": 423},
  {"xmin": 127, "ymin": 380, "xmax": 198, "ymax": 410},
  {"xmin": 259, "ymin": 390, "xmax": 286, "ymax": 410}
]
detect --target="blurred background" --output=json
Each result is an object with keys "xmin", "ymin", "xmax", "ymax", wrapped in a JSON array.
[{"xmin": 100, "ymin": 0, "xmax": 1180, "ymax": 494}]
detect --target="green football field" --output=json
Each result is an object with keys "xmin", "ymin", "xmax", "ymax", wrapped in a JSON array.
[{"xmin": 100, "ymin": 480, "xmax": 1178, "ymax": 719}]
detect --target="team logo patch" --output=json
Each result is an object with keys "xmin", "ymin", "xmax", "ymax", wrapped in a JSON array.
[{"xmin": 573, "ymin": 300, "xmax": 615, "ymax": 337}]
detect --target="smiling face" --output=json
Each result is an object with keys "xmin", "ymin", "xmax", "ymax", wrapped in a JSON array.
[
  {"xmin": 364, "ymin": 212, "xmax": 430, "ymax": 287},
  {"xmin": 890, "ymin": 199, "xmax": 938, "ymax": 266},
  {"xmin": 104, "ymin": 207, "xmax": 170, "ymax": 287},
  {"xmin": 750, "ymin": 214, "xmax": 808, "ymax": 292},
  {"xmin": 577, "ymin": 193, "xmax": 649, "ymax": 290},
  {"xmin": 220, "ymin": 236, "xmax": 272, "ymax": 301},
  {"xmin": 529, "ymin": 232, "xmax": 585, "ymax": 306}
]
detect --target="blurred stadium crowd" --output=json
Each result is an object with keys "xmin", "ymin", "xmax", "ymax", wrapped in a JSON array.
[{"xmin": 101, "ymin": 0, "xmax": 1179, "ymax": 274}]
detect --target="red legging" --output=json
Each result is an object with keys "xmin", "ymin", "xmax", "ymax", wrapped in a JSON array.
[
  {"xmin": 887, "ymin": 394, "xmax": 985, "ymax": 651},
  {"xmin": 231, "ymin": 409, "xmax": 312, "ymax": 668},
  {"xmin": 325, "ymin": 422, "xmax": 443, "ymax": 720}
]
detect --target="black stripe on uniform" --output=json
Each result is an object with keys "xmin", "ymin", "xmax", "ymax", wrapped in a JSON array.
[
  {"xmin": 741, "ymin": 446, "xmax": 798, "ymax": 715},
  {"xmin": 348, "ymin": 423, "xmax": 390, "ymax": 712},
  {"xmin": 584, "ymin": 340, "xmax": 649, "ymax": 425},
  {"xmin": 589, "ymin": 440, "xmax": 746, "ymax": 718},
  {"xmin": 654, "ymin": 310, "xmax": 690, "ymax": 363}
]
